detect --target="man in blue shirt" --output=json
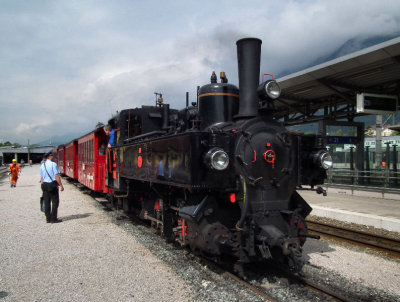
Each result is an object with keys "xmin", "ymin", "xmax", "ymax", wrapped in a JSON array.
[
  {"xmin": 103, "ymin": 125, "xmax": 115, "ymax": 148},
  {"xmin": 40, "ymin": 152, "xmax": 64, "ymax": 223}
]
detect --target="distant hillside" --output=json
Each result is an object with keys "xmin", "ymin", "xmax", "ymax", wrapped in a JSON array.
[
  {"xmin": 278, "ymin": 33, "xmax": 400, "ymax": 78},
  {"xmin": 34, "ymin": 132, "xmax": 84, "ymax": 146},
  {"xmin": 312, "ymin": 33, "xmax": 400, "ymax": 66}
]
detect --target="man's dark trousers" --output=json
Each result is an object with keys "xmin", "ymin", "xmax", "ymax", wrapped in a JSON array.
[{"xmin": 42, "ymin": 183, "xmax": 59, "ymax": 222}]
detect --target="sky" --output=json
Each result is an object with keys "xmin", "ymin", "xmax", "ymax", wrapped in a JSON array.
[{"xmin": 0, "ymin": 0, "xmax": 399, "ymax": 145}]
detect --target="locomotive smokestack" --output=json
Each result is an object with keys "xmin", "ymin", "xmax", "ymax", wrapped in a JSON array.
[{"xmin": 235, "ymin": 38, "xmax": 262, "ymax": 119}]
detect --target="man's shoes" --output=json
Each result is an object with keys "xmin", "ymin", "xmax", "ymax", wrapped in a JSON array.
[{"xmin": 51, "ymin": 219, "xmax": 62, "ymax": 223}]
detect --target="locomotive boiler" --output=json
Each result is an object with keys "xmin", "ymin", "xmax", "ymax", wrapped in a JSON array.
[{"xmin": 104, "ymin": 38, "xmax": 332, "ymax": 271}]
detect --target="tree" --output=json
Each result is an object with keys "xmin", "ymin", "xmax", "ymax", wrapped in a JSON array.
[
  {"xmin": 0, "ymin": 141, "xmax": 22, "ymax": 147},
  {"xmin": 330, "ymin": 129, "xmax": 344, "ymax": 136},
  {"xmin": 349, "ymin": 127, "xmax": 357, "ymax": 137}
]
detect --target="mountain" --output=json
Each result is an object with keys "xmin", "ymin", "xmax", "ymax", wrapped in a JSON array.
[
  {"xmin": 312, "ymin": 33, "xmax": 400, "ymax": 66},
  {"xmin": 34, "ymin": 132, "xmax": 85, "ymax": 146},
  {"xmin": 278, "ymin": 33, "xmax": 400, "ymax": 78}
]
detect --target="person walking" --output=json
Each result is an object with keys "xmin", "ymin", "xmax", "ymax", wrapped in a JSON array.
[
  {"xmin": 40, "ymin": 152, "xmax": 64, "ymax": 223},
  {"xmin": 8, "ymin": 159, "xmax": 21, "ymax": 188}
]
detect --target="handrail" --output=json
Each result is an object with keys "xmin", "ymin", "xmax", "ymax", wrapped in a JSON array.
[{"xmin": 325, "ymin": 168, "xmax": 400, "ymax": 193}]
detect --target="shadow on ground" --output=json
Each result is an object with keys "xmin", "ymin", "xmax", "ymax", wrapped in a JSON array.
[{"xmin": 60, "ymin": 213, "xmax": 93, "ymax": 221}]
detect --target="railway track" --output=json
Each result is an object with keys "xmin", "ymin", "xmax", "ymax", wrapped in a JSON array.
[
  {"xmin": 91, "ymin": 190, "xmax": 392, "ymax": 301},
  {"xmin": 280, "ymin": 268, "xmax": 352, "ymax": 302},
  {"xmin": 224, "ymin": 269, "xmax": 354, "ymax": 302},
  {"xmin": 223, "ymin": 271, "xmax": 280, "ymax": 302},
  {"xmin": 0, "ymin": 167, "xmax": 8, "ymax": 178},
  {"xmin": 219, "ymin": 261, "xmax": 356, "ymax": 302},
  {"xmin": 94, "ymin": 197, "xmax": 353, "ymax": 301},
  {"xmin": 307, "ymin": 220, "xmax": 400, "ymax": 257}
]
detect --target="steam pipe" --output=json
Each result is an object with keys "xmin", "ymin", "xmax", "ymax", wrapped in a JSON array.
[
  {"xmin": 235, "ymin": 177, "xmax": 248, "ymax": 231},
  {"xmin": 235, "ymin": 38, "xmax": 262, "ymax": 119}
]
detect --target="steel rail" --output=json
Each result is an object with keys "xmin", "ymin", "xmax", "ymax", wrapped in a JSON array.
[
  {"xmin": 307, "ymin": 220, "xmax": 400, "ymax": 255},
  {"xmin": 223, "ymin": 271, "xmax": 279, "ymax": 302},
  {"xmin": 281, "ymin": 269, "xmax": 351, "ymax": 302}
]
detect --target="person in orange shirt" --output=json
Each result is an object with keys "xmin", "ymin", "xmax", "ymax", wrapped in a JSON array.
[{"xmin": 9, "ymin": 159, "xmax": 21, "ymax": 188}]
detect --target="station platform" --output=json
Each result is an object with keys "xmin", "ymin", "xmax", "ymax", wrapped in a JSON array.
[{"xmin": 299, "ymin": 187, "xmax": 400, "ymax": 233}]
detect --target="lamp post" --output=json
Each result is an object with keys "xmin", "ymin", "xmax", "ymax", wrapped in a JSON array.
[{"xmin": 27, "ymin": 139, "xmax": 30, "ymax": 166}]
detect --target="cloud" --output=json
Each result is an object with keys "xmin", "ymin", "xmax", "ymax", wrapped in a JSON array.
[
  {"xmin": 15, "ymin": 121, "xmax": 51, "ymax": 135},
  {"xmin": 0, "ymin": 0, "xmax": 399, "ymax": 144}
]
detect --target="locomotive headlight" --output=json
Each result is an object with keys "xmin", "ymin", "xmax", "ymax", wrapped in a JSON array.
[
  {"xmin": 312, "ymin": 150, "xmax": 333, "ymax": 169},
  {"xmin": 204, "ymin": 148, "xmax": 229, "ymax": 170},
  {"xmin": 321, "ymin": 152, "xmax": 333, "ymax": 169},
  {"xmin": 257, "ymin": 80, "xmax": 281, "ymax": 100}
]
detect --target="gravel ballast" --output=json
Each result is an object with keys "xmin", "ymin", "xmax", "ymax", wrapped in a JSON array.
[{"xmin": 0, "ymin": 166, "xmax": 192, "ymax": 302}]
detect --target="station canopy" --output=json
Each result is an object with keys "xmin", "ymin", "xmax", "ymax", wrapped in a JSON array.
[{"xmin": 275, "ymin": 37, "xmax": 400, "ymax": 125}]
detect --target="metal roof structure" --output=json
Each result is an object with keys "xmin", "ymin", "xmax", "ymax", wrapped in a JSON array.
[
  {"xmin": 276, "ymin": 37, "xmax": 400, "ymax": 125},
  {"xmin": 0, "ymin": 146, "xmax": 54, "ymax": 154},
  {"xmin": 0, "ymin": 146, "xmax": 55, "ymax": 164}
]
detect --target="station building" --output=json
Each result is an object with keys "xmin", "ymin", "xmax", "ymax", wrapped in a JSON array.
[{"xmin": 0, "ymin": 146, "xmax": 54, "ymax": 165}]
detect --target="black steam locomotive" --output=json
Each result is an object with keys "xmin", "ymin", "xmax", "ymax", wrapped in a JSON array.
[{"xmin": 105, "ymin": 38, "xmax": 332, "ymax": 270}]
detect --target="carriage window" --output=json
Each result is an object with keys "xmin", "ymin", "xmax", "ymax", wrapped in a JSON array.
[
  {"xmin": 91, "ymin": 140, "xmax": 93, "ymax": 162},
  {"xmin": 98, "ymin": 140, "xmax": 106, "ymax": 155}
]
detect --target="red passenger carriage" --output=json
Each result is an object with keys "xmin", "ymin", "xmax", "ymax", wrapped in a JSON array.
[
  {"xmin": 77, "ymin": 128, "xmax": 108, "ymax": 192},
  {"xmin": 56, "ymin": 145, "xmax": 65, "ymax": 175},
  {"xmin": 65, "ymin": 140, "xmax": 78, "ymax": 179}
]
